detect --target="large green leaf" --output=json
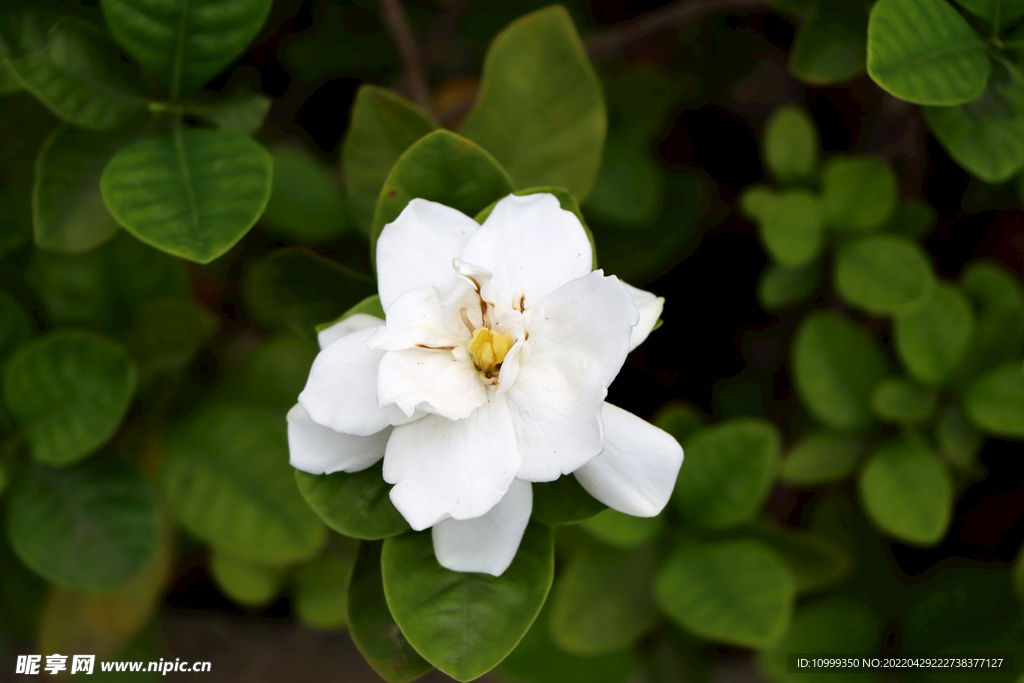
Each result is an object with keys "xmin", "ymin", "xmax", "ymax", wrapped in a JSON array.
[
  {"xmin": 763, "ymin": 105, "xmax": 819, "ymax": 183},
  {"xmin": 101, "ymin": 125, "xmax": 272, "ymax": 264},
  {"xmin": 673, "ymin": 418, "xmax": 781, "ymax": 529},
  {"xmin": 531, "ymin": 475, "xmax": 607, "ymax": 524},
  {"xmin": 858, "ymin": 443, "xmax": 953, "ymax": 545},
  {"xmin": 162, "ymin": 402, "xmax": 327, "ymax": 565},
  {"xmin": 6, "ymin": 454, "xmax": 160, "ymax": 592},
  {"xmin": 341, "ymin": 85, "xmax": 438, "ymax": 232},
  {"xmin": 24, "ymin": 249, "xmax": 112, "ymax": 327},
  {"xmin": 789, "ymin": 0, "xmax": 868, "ymax": 85},
  {"xmin": 216, "ymin": 333, "xmax": 316, "ymax": 409},
  {"xmin": 294, "ymin": 465, "xmax": 410, "ymax": 540},
  {"xmin": 792, "ymin": 312, "xmax": 888, "ymax": 430},
  {"xmin": 780, "ymin": 432, "xmax": 864, "ymax": 485},
  {"xmin": 821, "ymin": 156, "xmax": 898, "ymax": 231},
  {"xmin": 3, "ymin": 330, "xmax": 136, "ymax": 466},
  {"xmin": 964, "ymin": 362, "xmax": 1024, "ymax": 437},
  {"xmin": 867, "ymin": 0, "xmax": 991, "ymax": 105},
  {"xmin": 100, "ymin": 0, "xmax": 273, "ymax": 96},
  {"xmin": 189, "ymin": 89, "xmax": 271, "ymax": 135},
  {"xmin": 655, "ymin": 538, "xmax": 795, "ymax": 649},
  {"xmin": 121, "ymin": 298, "xmax": 218, "ymax": 386},
  {"xmin": 369, "ymin": 129, "xmax": 513, "ymax": 260},
  {"xmin": 835, "ymin": 234, "xmax": 935, "ymax": 316},
  {"xmin": 33, "ymin": 124, "xmax": 132, "ymax": 254},
  {"xmin": 459, "ymin": 6, "xmax": 605, "ymax": 200},
  {"xmin": 294, "ymin": 553, "xmax": 353, "ymax": 630},
  {"xmin": 959, "ymin": 0, "xmax": 1024, "ymax": 29},
  {"xmin": 347, "ymin": 542, "xmax": 433, "ymax": 683},
  {"xmin": 381, "ymin": 524, "xmax": 554, "ymax": 682},
  {"xmin": 0, "ymin": 288, "xmax": 33, "ymax": 365},
  {"xmin": 748, "ymin": 523, "xmax": 851, "ymax": 595},
  {"xmin": 260, "ymin": 144, "xmax": 349, "ymax": 243},
  {"xmin": 0, "ymin": 15, "xmax": 148, "ymax": 131},
  {"xmin": 894, "ymin": 282, "xmax": 974, "ymax": 387}
]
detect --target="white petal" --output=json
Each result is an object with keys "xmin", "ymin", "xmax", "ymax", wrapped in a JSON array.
[
  {"xmin": 431, "ymin": 479, "xmax": 532, "ymax": 576},
  {"xmin": 287, "ymin": 403, "xmax": 389, "ymax": 474},
  {"xmin": 495, "ymin": 337, "xmax": 526, "ymax": 395},
  {"xmin": 574, "ymin": 403, "xmax": 683, "ymax": 517},
  {"xmin": 367, "ymin": 286, "xmax": 465, "ymax": 352},
  {"xmin": 526, "ymin": 271, "xmax": 638, "ymax": 387},
  {"xmin": 384, "ymin": 396, "xmax": 521, "ymax": 530},
  {"xmin": 377, "ymin": 348, "xmax": 488, "ymax": 420},
  {"xmin": 623, "ymin": 283, "xmax": 665, "ymax": 351},
  {"xmin": 461, "ymin": 193, "xmax": 592, "ymax": 306},
  {"xmin": 299, "ymin": 326, "xmax": 408, "ymax": 436},
  {"xmin": 433, "ymin": 276, "xmax": 486, "ymax": 336},
  {"xmin": 376, "ymin": 199, "xmax": 480, "ymax": 310},
  {"xmin": 317, "ymin": 313, "xmax": 382, "ymax": 350},
  {"xmin": 507, "ymin": 349, "xmax": 606, "ymax": 482}
]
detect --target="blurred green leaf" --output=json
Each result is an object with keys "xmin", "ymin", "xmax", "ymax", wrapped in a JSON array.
[
  {"xmin": 209, "ymin": 551, "xmax": 284, "ymax": 608},
  {"xmin": 295, "ymin": 553, "xmax": 353, "ymax": 630},
  {"xmin": 583, "ymin": 134, "xmax": 664, "ymax": 228},
  {"xmin": 101, "ymin": 125, "xmax": 272, "ymax": 264},
  {"xmin": 894, "ymin": 282, "xmax": 974, "ymax": 387},
  {"xmin": 25, "ymin": 249, "xmax": 111, "ymax": 327},
  {"xmin": 748, "ymin": 523, "xmax": 852, "ymax": 595},
  {"xmin": 858, "ymin": 442, "xmax": 953, "ymax": 545},
  {"xmin": 754, "ymin": 189, "xmax": 824, "ymax": 267},
  {"xmin": 1014, "ymin": 545, "xmax": 1024, "ymax": 607},
  {"xmin": 673, "ymin": 418, "xmax": 780, "ymax": 529},
  {"xmin": 218, "ymin": 333, "xmax": 316, "ymax": 409},
  {"xmin": 191, "ymin": 90, "xmax": 272, "ymax": 136},
  {"xmin": 763, "ymin": 105, "xmax": 819, "ymax": 182},
  {"xmin": 834, "ymin": 234, "xmax": 936, "ymax": 316},
  {"xmin": 162, "ymin": 402, "xmax": 327, "ymax": 565},
  {"xmin": 936, "ymin": 403, "xmax": 983, "ymax": 468},
  {"xmin": 0, "ymin": 288, "xmax": 33, "ymax": 366},
  {"xmin": 100, "ymin": 0, "xmax": 272, "ymax": 94},
  {"xmin": 652, "ymin": 401, "xmax": 705, "ymax": 446},
  {"xmin": 3, "ymin": 330, "xmax": 136, "ymax": 466},
  {"xmin": 341, "ymin": 85, "xmax": 438, "ymax": 233},
  {"xmin": 260, "ymin": 144, "xmax": 349, "ymax": 243},
  {"xmin": 867, "ymin": 0, "xmax": 990, "ymax": 105},
  {"xmin": 6, "ymin": 453, "xmax": 159, "ymax": 592},
  {"xmin": 315, "ymin": 294, "xmax": 385, "ymax": 334},
  {"xmin": 581, "ymin": 508, "xmax": 663, "ymax": 549},
  {"xmin": 121, "ymin": 298, "xmax": 218, "ymax": 387},
  {"xmin": 789, "ymin": 0, "xmax": 868, "ymax": 85},
  {"xmin": 655, "ymin": 538, "xmax": 795, "ymax": 649},
  {"xmin": 958, "ymin": 259, "xmax": 1024, "ymax": 378},
  {"xmin": 460, "ymin": 6, "xmax": 605, "ymax": 200},
  {"xmin": 888, "ymin": 198, "xmax": 937, "ymax": 238},
  {"xmin": 959, "ymin": 0, "xmax": 1024, "ymax": 30},
  {"xmin": 531, "ymin": 474, "xmax": 607, "ymax": 524},
  {"xmin": 381, "ymin": 524, "xmax": 554, "ymax": 682},
  {"xmin": 780, "ymin": 431, "xmax": 864, "ymax": 485},
  {"xmin": 963, "ymin": 361, "xmax": 1024, "ymax": 437},
  {"xmin": 295, "ymin": 464, "xmax": 410, "ymax": 540},
  {"xmin": 871, "ymin": 377, "xmax": 937, "ymax": 423},
  {"xmin": 821, "ymin": 156, "xmax": 898, "ymax": 231},
  {"xmin": 0, "ymin": 532, "xmax": 49, "ymax": 640},
  {"xmin": 792, "ymin": 312, "xmax": 887, "ymax": 430},
  {"xmin": 757, "ymin": 261, "xmax": 823, "ymax": 311}
]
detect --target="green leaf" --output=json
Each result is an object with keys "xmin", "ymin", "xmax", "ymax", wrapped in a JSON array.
[
  {"xmin": 748, "ymin": 523, "xmax": 852, "ymax": 595},
  {"xmin": 673, "ymin": 418, "xmax": 781, "ymax": 529},
  {"xmin": 583, "ymin": 134, "xmax": 664, "ymax": 228},
  {"xmin": 792, "ymin": 312, "xmax": 888, "ymax": 430},
  {"xmin": 1014, "ymin": 545, "xmax": 1024, "ymax": 607},
  {"xmin": 894, "ymin": 282, "xmax": 974, "ymax": 387},
  {"xmin": 381, "ymin": 524, "xmax": 554, "ymax": 681},
  {"xmin": 549, "ymin": 543, "xmax": 656, "ymax": 656},
  {"xmin": 963, "ymin": 362, "xmax": 1024, "ymax": 437},
  {"xmin": 370, "ymin": 129, "xmax": 513, "ymax": 261},
  {"xmin": 821, "ymin": 156, "xmax": 898, "ymax": 231},
  {"xmin": 295, "ymin": 465, "xmax": 410, "ymax": 540},
  {"xmin": 315, "ymin": 294, "xmax": 385, "ymax": 334},
  {"xmin": 652, "ymin": 401, "xmax": 705, "ymax": 446},
  {"xmin": 459, "ymin": 6, "xmax": 605, "ymax": 200},
  {"xmin": 217, "ymin": 333, "xmax": 316, "ymax": 409},
  {"xmin": 0, "ymin": 289, "xmax": 33, "ymax": 366},
  {"xmin": 923, "ymin": 59, "xmax": 1024, "ymax": 184},
  {"xmin": 162, "ymin": 402, "xmax": 327, "ymax": 565},
  {"xmin": 888, "ymin": 198, "xmax": 937, "ymax": 238},
  {"xmin": 581, "ymin": 508, "xmax": 663, "ymax": 549},
  {"xmin": 871, "ymin": 377, "xmax": 937, "ymax": 423},
  {"xmin": 780, "ymin": 432, "xmax": 864, "ymax": 485},
  {"xmin": 100, "ymin": 125, "xmax": 273, "ymax": 264},
  {"xmin": 6, "ymin": 453, "xmax": 160, "ymax": 592},
  {"xmin": 33, "ymin": 124, "xmax": 132, "ymax": 254},
  {"xmin": 531, "ymin": 475, "xmax": 607, "ymax": 524},
  {"xmin": 858, "ymin": 442, "xmax": 953, "ymax": 545},
  {"xmin": 789, "ymin": 0, "xmax": 868, "ymax": 85},
  {"xmin": 834, "ymin": 234, "xmax": 936, "ymax": 315},
  {"xmin": 3, "ymin": 330, "xmax": 136, "ymax": 466},
  {"xmin": 209, "ymin": 551, "xmax": 284, "ymax": 607},
  {"xmin": 755, "ymin": 189, "xmax": 824, "ymax": 267},
  {"xmin": 867, "ymin": 0, "xmax": 991, "ymax": 105},
  {"xmin": 100, "ymin": 0, "xmax": 272, "ymax": 95},
  {"xmin": 958, "ymin": 0, "xmax": 1024, "ymax": 29},
  {"xmin": 121, "ymin": 298, "xmax": 219, "ymax": 386},
  {"xmin": 24, "ymin": 249, "xmax": 112, "ymax": 327},
  {"xmin": 936, "ymin": 403, "xmax": 983, "ymax": 468},
  {"xmin": 191, "ymin": 90, "xmax": 272, "ymax": 136},
  {"xmin": 341, "ymin": 85, "xmax": 438, "ymax": 233},
  {"xmin": 757, "ymin": 261, "xmax": 823, "ymax": 311},
  {"xmin": 763, "ymin": 105, "xmax": 819, "ymax": 182},
  {"xmin": 655, "ymin": 538, "xmax": 795, "ymax": 649},
  {"xmin": 260, "ymin": 144, "xmax": 349, "ymax": 243},
  {"xmin": 0, "ymin": 15, "xmax": 147, "ymax": 131},
  {"xmin": 294, "ymin": 553, "xmax": 353, "ymax": 630},
  {"xmin": 958, "ymin": 259, "xmax": 1024, "ymax": 378},
  {"xmin": 347, "ymin": 542, "xmax": 433, "ymax": 683}
]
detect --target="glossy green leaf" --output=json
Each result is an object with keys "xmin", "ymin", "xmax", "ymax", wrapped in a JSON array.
[
  {"xmin": 295, "ymin": 465, "xmax": 410, "ymax": 540},
  {"xmin": 0, "ymin": 289, "xmax": 33, "ymax": 365},
  {"xmin": 341, "ymin": 85, "xmax": 438, "ymax": 232},
  {"xmin": 871, "ymin": 377, "xmax": 937, "ymax": 423},
  {"xmin": 295, "ymin": 553, "xmax": 353, "ymax": 630},
  {"xmin": 370, "ymin": 129, "xmax": 513, "ymax": 260},
  {"xmin": 347, "ymin": 542, "xmax": 433, "ymax": 683},
  {"xmin": 260, "ymin": 144, "xmax": 349, "ymax": 243},
  {"xmin": 757, "ymin": 261, "xmax": 822, "ymax": 311},
  {"xmin": 549, "ymin": 543, "xmax": 656, "ymax": 655},
  {"xmin": 894, "ymin": 282, "xmax": 974, "ymax": 387},
  {"xmin": 162, "ymin": 402, "xmax": 327, "ymax": 565},
  {"xmin": 673, "ymin": 418, "xmax": 781, "ymax": 529},
  {"xmin": 959, "ymin": 0, "xmax": 1024, "ymax": 29},
  {"xmin": 6, "ymin": 454, "xmax": 159, "ymax": 592},
  {"xmin": 581, "ymin": 508, "xmax": 663, "ymax": 549},
  {"xmin": 936, "ymin": 403, "xmax": 983, "ymax": 468},
  {"xmin": 821, "ymin": 156, "xmax": 899, "ymax": 231},
  {"xmin": 100, "ymin": 125, "xmax": 272, "ymax": 264},
  {"xmin": 792, "ymin": 312, "xmax": 888, "ymax": 430},
  {"xmin": 381, "ymin": 524, "xmax": 554, "ymax": 681},
  {"xmin": 315, "ymin": 294, "xmax": 385, "ymax": 334},
  {"xmin": 121, "ymin": 298, "xmax": 218, "ymax": 386},
  {"xmin": 964, "ymin": 362, "xmax": 1024, "ymax": 437},
  {"xmin": 100, "ymin": 0, "xmax": 273, "ymax": 94},
  {"xmin": 33, "ymin": 124, "xmax": 132, "ymax": 254},
  {"xmin": 834, "ymin": 234, "xmax": 936, "ymax": 315},
  {"xmin": 867, "ymin": 0, "xmax": 990, "ymax": 105},
  {"xmin": 3, "ymin": 330, "xmax": 136, "ymax": 466},
  {"xmin": 789, "ymin": 0, "xmax": 868, "ymax": 85},
  {"xmin": 209, "ymin": 551, "xmax": 284, "ymax": 607},
  {"xmin": 748, "ymin": 523, "xmax": 851, "ymax": 595},
  {"xmin": 958, "ymin": 259, "xmax": 1024, "ymax": 378},
  {"xmin": 755, "ymin": 189, "xmax": 824, "ymax": 267},
  {"xmin": 191, "ymin": 90, "xmax": 272, "ymax": 135},
  {"xmin": 858, "ymin": 443, "xmax": 953, "ymax": 545},
  {"xmin": 531, "ymin": 475, "xmax": 607, "ymax": 525},
  {"xmin": 763, "ymin": 105, "xmax": 818, "ymax": 182},
  {"xmin": 459, "ymin": 6, "xmax": 605, "ymax": 200},
  {"xmin": 655, "ymin": 538, "xmax": 795, "ymax": 649},
  {"xmin": 780, "ymin": 432, "xmax": 864, "ymax": 485}
]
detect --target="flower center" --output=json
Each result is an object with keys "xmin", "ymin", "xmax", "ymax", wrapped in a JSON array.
[{"xmin": 467, "ymin": 328, "xmax": 513, "ymax": 376}]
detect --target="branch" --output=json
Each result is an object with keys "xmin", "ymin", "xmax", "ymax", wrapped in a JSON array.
[{"xmin": 376, "ymin": 0, "xmax": 432, "ymax": 111}]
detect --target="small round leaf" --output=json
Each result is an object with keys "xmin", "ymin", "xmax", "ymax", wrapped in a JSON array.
[
  {"xmin": 964, "ymin": 362, "xmax": 1024, "ymax": 438},
  {"xmin": 763, "ymin": 105, "xmax": 819, "ymax": 182},
  {"xmin": 894, "ymin": 282, "xmax": 974, "ymax": 387},
  {"xmin": 834, "ymin": 235, "xmax": 935, "ymax": 316},
  {"xmin": 821, "ymin": 156, "xmax": 898, "ymax": 231}
]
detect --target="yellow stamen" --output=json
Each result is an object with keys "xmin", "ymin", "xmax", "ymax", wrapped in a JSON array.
[{"xmin": 467, "ymin": 328, "xmax": 513, "ymax": 376}]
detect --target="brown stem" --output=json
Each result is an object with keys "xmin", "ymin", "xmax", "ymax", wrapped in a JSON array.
[{"xmin": 376, "ymin": 0, "xmax": 432, "ymax": 111}]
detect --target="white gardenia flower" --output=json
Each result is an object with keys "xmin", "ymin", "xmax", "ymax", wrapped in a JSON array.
[{"xmin": 289, "ymin": 193, "xmax": 684, "ymax": 576}]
